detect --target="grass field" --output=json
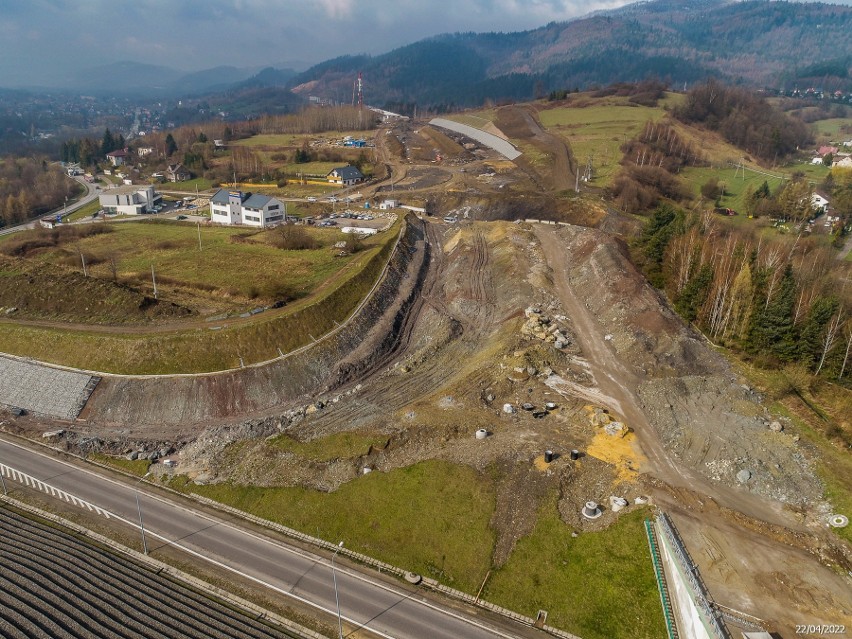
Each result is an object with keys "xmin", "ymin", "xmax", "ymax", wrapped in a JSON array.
[
  {"xmin": 679, "ymin": 166, "xmax": 784, "ymax": 213},
  {"xmin": 485, "ymin": 501, "xmax": 664, "ymax": 639},
  {"xmin": 813, "ymin": 118, "xmax": 852, "ymax": 140},
  {"xmin": 164, "ymin": 177, "xmax": 215, "ymax": 193},
  {"xmin": 179, "ymin": 460, "xmax": 663, "ymax": 639},
  {"xmin": 65, "ymin": 200, "xmax": 101, "ymax": 222},
  {"xmin": 538, "ymin": 104, "xmax": 667, "ymax": 187},
  {"xmin": 89, "ymin": 452, "xmax": 151, "ymax": 476},
  {"xmin": 183, "ymin": 460, "xmax": 496, "ymax": 592},
  {"xmin": 270, "ymin": 431, "xmax": 390, "ymax": 462},
  {"xmin": 13, "ymin": 221, "xmax": 355, "ymax": 306},
  {"xmin": 231, "ymin": 134, "xmax": 305, "ymax": 148},
  {"xmin": 0, "ymin": 218, "xmax": 400, "ymax": 374}
]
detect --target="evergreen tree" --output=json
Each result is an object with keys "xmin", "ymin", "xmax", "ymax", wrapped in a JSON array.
[
  {"xmin": 101, "ymin": 128, "xmax": 115, "ymax": 156},
  {"xmin": 798, "ymin": 296, "xmax": 839, "ymax": 370},
  {"xmin": 165, "ymin": 133, "xmax": 178, "ymax": 156},
  {"xmin": 751, "ymin": 264, "xmax": 797, "ymax": 360},
  {"xmin": 640, "ymin": 205, "xmax": 683, "ymax": 288},
  {"xmin": 674, "ymin": 264, "xmax": 713, "ymax": 322}
]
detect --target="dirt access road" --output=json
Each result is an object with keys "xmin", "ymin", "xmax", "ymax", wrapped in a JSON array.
[{"xmin": 535, "ymin": 225, "xmax": 851, "ymax": 634}]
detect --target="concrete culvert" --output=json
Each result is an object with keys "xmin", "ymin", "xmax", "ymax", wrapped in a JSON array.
[
  {"xmin": 475, "ymin": 428, "xmax": 488, "ymax": 440},
  {"xmin": 582, "ymin": 501, "xmax": 602, "ymax": 519},
  {"xmin": 828, "ymin": 514, "xmax": 849, "ymax": 528}
]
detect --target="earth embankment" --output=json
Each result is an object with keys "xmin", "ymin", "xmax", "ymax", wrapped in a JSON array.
[{"xmin": 81, "ymin": 216, "xmax": 429, "ymax": 432}]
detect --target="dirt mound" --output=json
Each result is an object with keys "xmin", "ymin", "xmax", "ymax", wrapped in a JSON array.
[
  {"xmin": 495, "ymin": 105, "xmax": 575, "ymax": 191},
  {"xmin": 0, "ymin": 256, "xmax": 192, "ymax": 324}
]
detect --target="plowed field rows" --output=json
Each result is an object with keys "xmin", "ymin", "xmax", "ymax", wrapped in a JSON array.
[{"xmin": 0, "ymin": 508, "xmax": 294, "ymax": 639}]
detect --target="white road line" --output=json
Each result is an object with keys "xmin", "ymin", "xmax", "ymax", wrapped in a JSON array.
[{"xmin": 0, "ymin": 439, "xmax": 523, "ymax": 639}]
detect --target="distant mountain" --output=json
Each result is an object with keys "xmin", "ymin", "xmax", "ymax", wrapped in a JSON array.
[
  {"xmin": 69, "ymin": 61, "xmax": 182, "ymax": 94},
  {"xmin": 176, "ymin": 66, "xmax": 259, "ymax": 94},
  {"xmin": 235, "ymin": 67, "xmax": 298, "ymax": 89},
  {"xmin": 55, "ymin": 61, "xmax": 259, "ymax": 97},
  {"xmin": 288, "ymin": 0, "xmax": 852, "ymax": 108}
]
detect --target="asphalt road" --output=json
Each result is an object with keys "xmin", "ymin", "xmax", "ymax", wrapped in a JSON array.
[
  {"xmin": 0, "ymin": 174, "xmax": 99, "ymax": 237},
  {"xmin": 0, "ymin": 438, "xmax": 530, "ymax": 639}
]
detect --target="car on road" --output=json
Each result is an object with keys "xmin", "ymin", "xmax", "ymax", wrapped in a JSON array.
[
  {"xmin": 176, "ymin": 215, "xmax": 187, "ymax": 220},
  {"xmin": 307, "ymin": 196, "xmax": 317, "ymax": 202}
]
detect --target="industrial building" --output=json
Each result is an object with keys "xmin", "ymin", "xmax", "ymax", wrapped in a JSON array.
[
  {"xmin": 209, "ymin": 189, "xmax": 285, "ymax": 228},
  {"xmin": 98, "ymin": 185, "xmax": 161, "ymax": 215}
]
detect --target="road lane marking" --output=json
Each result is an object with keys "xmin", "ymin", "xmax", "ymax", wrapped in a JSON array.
[{"xmin": 0, "ymin": 439, "xmax": 524, "ymax": 639}]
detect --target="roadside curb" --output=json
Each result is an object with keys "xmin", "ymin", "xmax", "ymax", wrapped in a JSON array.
[{"xmin": 189, "ymin": 494, "xmax": 582, "ymax": 639}]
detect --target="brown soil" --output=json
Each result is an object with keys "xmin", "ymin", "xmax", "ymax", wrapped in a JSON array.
[{"xmin": 5, "ymin": 117, "xmax": 851, "ymax": 638}]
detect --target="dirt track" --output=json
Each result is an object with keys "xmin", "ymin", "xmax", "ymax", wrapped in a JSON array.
[{"xmin": 5, "ymin": 111, "xmax": 851, "ymax": 636}]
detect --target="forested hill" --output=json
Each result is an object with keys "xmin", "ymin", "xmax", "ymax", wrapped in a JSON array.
[{"xmin": 287, "ymin": 0, "xmax": 852, "ymax": 110}]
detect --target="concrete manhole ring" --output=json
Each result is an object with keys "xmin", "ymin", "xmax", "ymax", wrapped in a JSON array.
[
  {"xmin": 404, "ymin": 571, "xmax": 422, "ymax": 585},
  {"xmin": 828, "ymin": 514, "xmax": 849, "ymax": 528}
]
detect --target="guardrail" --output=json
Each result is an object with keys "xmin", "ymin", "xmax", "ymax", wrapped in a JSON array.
[
  {"xmin": 190, "ymin": 494, "xmax": 583, "ymax": 639},
  {"xmin": 645, "ymin": 519, "xmax": 679, "ymax": 639},
  {"xmin": 656, "ymin": 513, "xmax": 729, "ymax": 639}
]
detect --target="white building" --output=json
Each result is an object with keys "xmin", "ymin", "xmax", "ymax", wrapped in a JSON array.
[
  {"xmin": 378, "ymin": 199, "xmax": 398, "ymax": 210},
  {"xmin": 811, "ymin": 193, "xmax": 829, "ymax": 212},
  {"xmin": 98, "ymin": 185, "xmax": 161, "ymax": 215},
  {"xmin": 209, "ymin": 189, "xmax": 285, "ymax": 227}
]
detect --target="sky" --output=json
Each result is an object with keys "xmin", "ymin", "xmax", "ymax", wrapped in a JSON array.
[{"xmin": 0, "ymin": 0, "xmax": 642, "ymax": 87}]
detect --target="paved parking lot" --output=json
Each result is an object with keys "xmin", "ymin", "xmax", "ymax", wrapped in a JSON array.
[{"xmin": 0, "ymin": 356, "xmax": 99, "ymax": 419}]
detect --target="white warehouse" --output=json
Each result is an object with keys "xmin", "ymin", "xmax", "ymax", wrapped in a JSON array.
[
  {"xmin": 210, "ymin": 189, "xmax": 285, "ymax": 228},
  {"xmin": 98, "ymin": 185, "xmax": 161, "ymax": 215}
]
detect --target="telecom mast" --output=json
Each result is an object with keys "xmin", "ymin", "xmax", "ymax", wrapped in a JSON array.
[{"xmin": 357, "ymin": 72, "xmax": 363, "ymax": 108}]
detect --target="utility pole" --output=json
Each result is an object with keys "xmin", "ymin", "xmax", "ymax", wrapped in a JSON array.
[
  {"xmin": 80, "ymin": 249, "xmax": 88, "ymax": 277},
  {"xmin": 197, "ymin": 221, "xmax": 202, "ymax": 251},
  {"xmin": 151, "ymin": 264, "xmax": 158, "ymax": 299}
]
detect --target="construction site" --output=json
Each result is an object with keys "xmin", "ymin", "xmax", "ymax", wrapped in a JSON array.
[{"xmin": 1, "ymin": 98, "xmax": 850, "ymax": 639}]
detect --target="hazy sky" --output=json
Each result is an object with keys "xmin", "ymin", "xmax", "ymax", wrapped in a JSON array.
[
  {"xmin": 1, "ymin": 0, "xmax": 850, "ymax": 88},
  {"xmin": 0, "ymin": 0, "xmax": 645, "ymax": 87}
]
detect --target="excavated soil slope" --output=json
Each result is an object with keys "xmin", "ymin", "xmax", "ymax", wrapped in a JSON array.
[{"xmin": 80, "ymin": 216, "xmax": 429, "ymax": 435}]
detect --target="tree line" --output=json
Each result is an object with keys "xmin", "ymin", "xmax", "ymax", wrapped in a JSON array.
[
  {"xmin": 673, "ymin": 80, "xmax": 811, "ymax": 162},
  {"xmin": 0, "ymin": 157, "xmax": 77, "ymax": 228},
  {"xmin": 637, "ymin": 205, "xmax": 852, "ymax": 388}
]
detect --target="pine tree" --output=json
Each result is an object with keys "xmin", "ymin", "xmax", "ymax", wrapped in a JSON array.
[
  {"xmin": 765, "ymin": 264, "xmax": 798, "ymax": 360},
  {"xmin": 799, "ymin": 297, "xmax": 839, "ymax": 370},
  {"xmin": 674, "ymin": 264, "xmax": 713, "ymax": 322},
  {"xmin": 101, "ymin": 128, "xmax": 115, "ymax": 156},
  {"xmin": 165, "ymin": 133, "xmax": 178, "ymax": 157}
]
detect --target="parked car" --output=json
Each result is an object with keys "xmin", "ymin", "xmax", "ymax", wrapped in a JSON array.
[
  {"xmin": 307, "ymin": 196, "xmax": 317, "ymax": 202},
  {"xmin": 176, "ymin": 215, "xmax": 187, "ymax": 220}
]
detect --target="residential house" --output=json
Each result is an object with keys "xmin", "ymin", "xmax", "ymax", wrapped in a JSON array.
[
  {"xmin": 98, "ymin": 185, "xmax": 161, "ymax": 215},
  {"xmin": 327, "ymin": 165, "xmax": 364, "ymax": 187},
  {"xmin": 209, "ymin": 189, "xmax": 284, "ymax": 228},
  {"xmin": 818, "ymin": 145, "xmax": 839, "ymax": 157},
  {"xmin": 106, "ymin": 149, "xmax": 129, "ymax": 166},
  {"xmin": 167, "ymin": 163, "xmax": 192, "ymax": 182},
  {"xmin": 833, "ymin": 155, "xmax": 852, "ymax": 169},
  {"xmin": 811, "ymin": 193, "xmax": 830, "ymax": 213},
  {"xmin": 378, "ymin": 199, "xmax": 398, "ymax": 210}
]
